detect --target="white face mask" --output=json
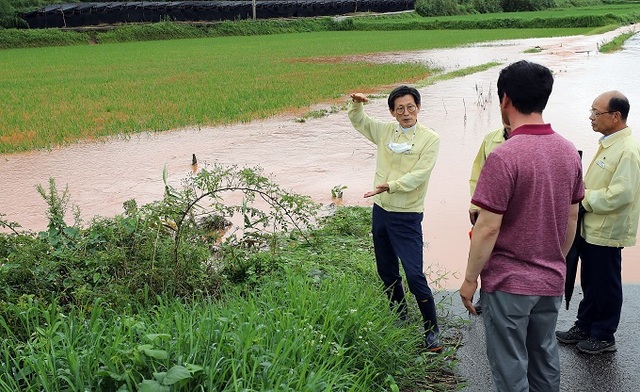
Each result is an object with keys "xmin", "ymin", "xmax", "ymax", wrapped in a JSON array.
[
  {"xmin": 387, "ymin": 142, "xmax": 413, "ymax": 154},
  {"xmin": 387, "ymin": 126, "xmax": 416, "ymax": 154}
]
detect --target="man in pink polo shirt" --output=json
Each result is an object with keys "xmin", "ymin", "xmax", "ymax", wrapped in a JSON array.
[{"xmin": 460, "ymin": 60, "xmax": 584, "ymax": 392}]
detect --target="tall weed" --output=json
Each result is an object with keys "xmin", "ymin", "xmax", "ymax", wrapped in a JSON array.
[
  {"xmin": 0, "ymin": 214, "xmax": 458, "ymax": 391},
  {"xmin": 0, "ymin": 165, "xmax": 319, "ymax": 315}
]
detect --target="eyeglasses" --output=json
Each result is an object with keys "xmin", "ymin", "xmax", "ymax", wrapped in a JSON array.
[
  {"xmin": 395, "ymin": 105, "xmax": 417, "ymax": 115},
  {"xmin": 590, "ymin": 109, "xmax": 616, "ymax": 117}
]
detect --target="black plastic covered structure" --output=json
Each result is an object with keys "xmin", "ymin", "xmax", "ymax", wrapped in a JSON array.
[{"xmin": 23, "ymin": 0, "xmax": 416, "ymax": 28}]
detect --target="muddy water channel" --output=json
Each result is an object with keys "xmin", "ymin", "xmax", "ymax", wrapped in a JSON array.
[{"xmin": 1, "ymin": 25, "xmax": 639, "ymax": 289}]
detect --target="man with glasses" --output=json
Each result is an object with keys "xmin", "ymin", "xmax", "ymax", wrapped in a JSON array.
[
  {"xmin": 348, "ymin": 85, "xmax": 442, "ymax": 352},
  {"xmin": 556, "ymin": 91, "xmax": 640, "ymax": 354},
  {"xmin": 460, "ymin": 60, "xmax": 584, "ymax": 391}
]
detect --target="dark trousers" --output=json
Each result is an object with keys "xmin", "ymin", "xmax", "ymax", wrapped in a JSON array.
[
  {"xmin": 576, "ymin": 236, "xmax": 623, "ymax": 341},
  {"xmin": 371, "ymin": 204, "xmax": 433, "ymax": 301}
]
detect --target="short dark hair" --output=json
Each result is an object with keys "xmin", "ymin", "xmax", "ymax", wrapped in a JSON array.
[
  {"xmin": 497, "ymin": 60, "xmax": 553, "ymax": 114},
  {"xmin": 388, "ymin": 85, "xmax": 421, "ymax": 110},
  {"xmin": 608, "ymin": 95, "xmax": 630, "ymax": 121}
]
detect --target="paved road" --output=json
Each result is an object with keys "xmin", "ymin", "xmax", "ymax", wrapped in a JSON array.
[{"xmin": 449, "ymin": 285, "xmax": 640, "ymax": 392}]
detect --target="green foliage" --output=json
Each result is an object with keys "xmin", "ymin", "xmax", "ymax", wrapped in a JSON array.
[
  {"xmin": 472, "ymin": 0, "xmax": 504, "ymax": 13},
  {"xmin": 206, "ymin": 16, "xmax": 351, "ymax": 36},
  {"xmin": 318, "ymin": 205, "xmax": 372, "ymax": 238},
  {"xmin": 0, "ymin": 27, "xmax": 87, "ymax": 48},
  {"xmin": 0, "ymin": 165, "xmax": 318, "ymax": 317},
  {"xmin": 352, "ymin": 6, "xmax": 640, "ymax": 29},
  {"xmin": 412, "ymin": 0, "xmax": 607, "ymax": 14},
  {"xmin": 4, "ymin": 0, "xmax": 45, "ymax": 14},
  {"xmin": 331, "ymin": 184, "xmax": 348, "ymax": 198},
  {"xmin": 0, "ymin": 30, "xmax": 436, "ymax": 154},
  {"xmin": 0, "ymin": 213, "xmax": 20, "ymax": 234},
  {"xmin": 95, "ymin": 17, "xmax": 354, "ymax": 44},
  {"xmin": 502, "ymin": 0, "xmax": 556, "ymax": 12},
  {"xmin": 95, "ymin": 22, "xmax": 208, "ymax": 44},
  {"xmin": 416, "ymin": 0, "xmax": 464, "ymax": 17},
  {"xmin": 295, "ymin": 104, "xmax": 343, "ymax": 123},
  {"xmin": 555, "ymin": 0, "xmax": 604, "ymax": 7},
  {"xmin": 585, "ymin": 23, "xmax": 621, "ymax": 34},
  {"xmin": 1, "ymin": 6, "xmax": 638, "ymax": 51},
  {"xmin": 0, "ymin": 205, "xmax": 460, "ymax": 391},
  {"xmin": 391, "ymin": 12, "xmax": 635, "ymax": 28},
  {"xmin": 0, "ymin": 273, "xmax": 441, "ymax": 391},
  {"xmin": 35, "ymin": 178, "xmax": 80, "ymax": 242},
  {"xmin": 598, "ymin": 30, "xmax": 636, "ymax": 52},
  {"xmin": 0, "ymin": 0, "xmax": 25, "ymax": 28},
  {"xmin": 159, "ymin": 163, "xmax": 319, "ymax": 265},
  {"xmin": 0, "ymin": 10, "xmax": 634, "ymax": 154}
]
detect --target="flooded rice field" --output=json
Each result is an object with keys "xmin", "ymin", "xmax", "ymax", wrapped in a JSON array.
[{"xmin": 1, "ymin": 25, "xmax": 639, "ymax": 289}]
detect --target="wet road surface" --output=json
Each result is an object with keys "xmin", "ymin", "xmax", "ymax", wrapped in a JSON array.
[{"xmin": 451, "ymin": 285, "xmax": 640, "ymax": 391}]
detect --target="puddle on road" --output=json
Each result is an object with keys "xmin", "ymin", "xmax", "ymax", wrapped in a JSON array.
[{"xmin": 1, "ymin": 25, "xmax": 639, "ymax": 289}]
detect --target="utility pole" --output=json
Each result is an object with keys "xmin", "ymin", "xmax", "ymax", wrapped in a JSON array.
[{"xmin": 252, "ymin": 0, "xmax": 256, "ymax": 20}]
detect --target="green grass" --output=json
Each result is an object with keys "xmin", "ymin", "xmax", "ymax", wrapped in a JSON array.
[
  {"xmin": 0, "ymin": 274, "xmax": 427, "ymax": 391},
  {"xmin": 351, "ymin": 5, "xmax": 640, "ymax": 28},
  {"xmin": 599, "ymin": 31, "xmax": 638, "ymax": 51},
  {"xmin": 0, "ymin": 205, "xmax": 462, "ymax": 391},
  {"xmin": 1, "ymin": 3, "xmax": 638, "ymax": 153},
  {"xmin": 454, "ymin": 4, "xmax": 639, "ymax": 18},
  {"xmin": 0, "ymin": 28, "xmax": 596, "ymax": 154}
]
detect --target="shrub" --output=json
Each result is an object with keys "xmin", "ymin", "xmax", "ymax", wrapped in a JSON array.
[
  {"xmin": 2, "ymin": 0, "xmax": 52, "ymax": 28},
  {"xmin": 502, "ymin": 0, "xmax": 556, "ymax": 12},
  {"xmin": 472, "ymin": 0, "xmax": 504, "ymax": 13},
  {"xmin": 556, "ymin": 0, "xmax": 604, "ymax": 6},
  {"xmin": 0, "ymin": 27, "xmax": 87, "ymax": 48},
  {"xmin": 95, "ymin": 21, "xmax": 208, "ymax": 43},
  {"xmin": 416, "ymin": 0, "xmax": 463, "ymax": 16},
  {"xmin": 0, "ymin": 165, "xmax": 319, "ymax": 317}
]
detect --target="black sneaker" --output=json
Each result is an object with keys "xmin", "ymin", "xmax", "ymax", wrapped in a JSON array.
[
  {"xmin": 424, "ymin": 332, "xmax": 444, "ymax": 354},
  {"xmin": 555, "ymin": 325, "xmax": 589, "ymax": 344},
  {"xmin": 576, "ymin": 337, "xmax": 617, "ymax": 354}
]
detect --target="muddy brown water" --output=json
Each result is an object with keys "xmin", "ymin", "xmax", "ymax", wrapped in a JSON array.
[{"xmin": 1, "ymin": 26, "xmax": 639, "ymax": 289}]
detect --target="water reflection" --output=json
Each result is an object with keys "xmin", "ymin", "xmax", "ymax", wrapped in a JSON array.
[{"xmin": 0, "ymin": 25, "xmax": 638, "ymax": 289}]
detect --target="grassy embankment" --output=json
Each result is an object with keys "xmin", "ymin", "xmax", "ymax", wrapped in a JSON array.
[
  {"xmin": 599, "ymin": 30, "xmax": 638, "ymax": 51},
  {"xmin": 0, "ymin": 183, "xmax": 462, "ymax": 391},
  {"xmin": 1, "ymin": 6, "xmax": 639, "ymax": 391}
]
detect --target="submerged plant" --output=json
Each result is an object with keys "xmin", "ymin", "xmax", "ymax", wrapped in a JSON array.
[{"xmin": 331, "ymin": 184, "xmax": 348, "ymax": 199}]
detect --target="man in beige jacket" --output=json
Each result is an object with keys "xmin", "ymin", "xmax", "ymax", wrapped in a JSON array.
[
  {"xmin": 556, "ymin": 91, "xmax": 640, "ymax": 354},
  {"xmin": 348, "ymin": 86, "xmax": 442, "ymax": 352}
]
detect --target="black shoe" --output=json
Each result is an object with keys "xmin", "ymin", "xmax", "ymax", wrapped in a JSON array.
[
  {"xmin": 424, "ymin": 340, "xmax": 444, "ymax": 354},
  {"xmin": 424, "ymin": 332, "xmax": 444, "ymax": 354},
  {"xmin": 576, "ymin": 337, "xmax": 617, "ymax": 354},
  {"xmin": 556, "ymin": 325, "xmax": 589, "ymax": 344}
]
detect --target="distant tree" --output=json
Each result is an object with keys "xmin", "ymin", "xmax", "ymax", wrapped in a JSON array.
[
  {"xmin": 0, "ymin": 0, "xmax": 19, "ymax": 28},
  {"xmin": 472, "ymin": 0, "xmax": 503, "ymax": 13},
  {"xmin": 415, "ymin": 0, "xmax": 462, "ymax": 16},
  {"xmin": 1, "ymin": 0, "xmax": 49, "ymax": 27}
]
